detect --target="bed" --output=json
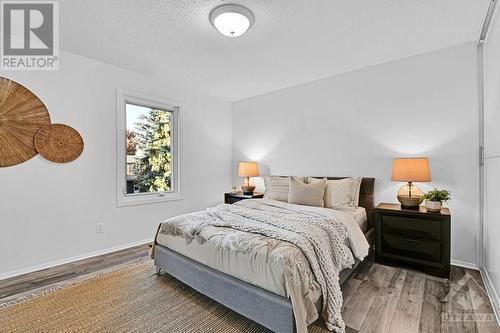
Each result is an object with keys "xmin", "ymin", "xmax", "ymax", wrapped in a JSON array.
[{"xmin": 152, "ymin": 177, "xmax": 375, "ymax": 333}]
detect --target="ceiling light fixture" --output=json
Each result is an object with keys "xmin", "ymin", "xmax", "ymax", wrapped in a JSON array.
[{"xmin": 209, "ymin": 4, "xmax": 254, "ymax": 37}]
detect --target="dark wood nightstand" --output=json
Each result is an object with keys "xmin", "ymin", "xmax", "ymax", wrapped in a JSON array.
[
  {"xmin": 375, "ymin": 203, "xmax": 450, "ymax": 278},
  {"xmin": 224, "ymin": 192, "xmax": 264, "ymax": 204}
]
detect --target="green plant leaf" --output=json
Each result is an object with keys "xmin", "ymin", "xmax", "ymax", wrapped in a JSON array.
[{"xmin": 422, "ymin": 188, "xmax": 451, "ymax": 202}]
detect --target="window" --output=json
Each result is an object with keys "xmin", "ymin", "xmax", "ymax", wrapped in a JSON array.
[{"xmin": 117, "ymin": 89, "xmax": 181, "ymax": 206}]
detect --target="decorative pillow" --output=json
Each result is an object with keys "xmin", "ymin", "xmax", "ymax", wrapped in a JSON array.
[
  {"xmin": 264, "ymin": 176, "xmax": 290, "ymax": 202},
  {"xmin": 352, "ymin": 177, "xmax": 362, "ymax": 207},
  {"xmin": 264, "ymin": 176, "xmax": 305, "ymax": 202},
  {"xmin": 288, "ymin": 176, "xmax": 326, "ymax": 207},
  {"xmin": 308, "ymin": 177, "xmax": 358, "ymax": 208}
]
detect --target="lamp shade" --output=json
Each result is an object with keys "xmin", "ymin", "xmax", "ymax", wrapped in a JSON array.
[
  {"xmin": 391, "ymin": 158, "xmax": 431, "ymax": 182},
  {"xmin": 238, "ymin": 162, "xmax": 259, "ymax": 177}
]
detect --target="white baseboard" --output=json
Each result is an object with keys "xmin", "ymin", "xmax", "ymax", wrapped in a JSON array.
[
  {"xmin": 480, "ymin": 267, "xmax": 500, "ymax": 325},
  {"xmin": 0, "ymin": 239, "xmax": 152, "ymax": 281},
  {"xmin": 451, "ymin": 259, "xmax": 478, "ymax": 270}
]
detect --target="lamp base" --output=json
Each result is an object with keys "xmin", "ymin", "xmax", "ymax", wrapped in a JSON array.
[
  {"xmin": 397, "ymin": 195, "xmax": 422, "ymax": 208},
  {"xmin": 241, "ymin": 185, "xmax": 255, "ymax": 195},
  {"xmin": 396, "ymin": 182, "xmax": 423, "ymax": 208}
]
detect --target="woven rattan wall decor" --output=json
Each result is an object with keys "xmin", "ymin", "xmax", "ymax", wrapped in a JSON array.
[
  {"xmin": 0, "ymin": 76, "xmax": 84, "ymax": 167},
  {"xmin": 0, "ymin": 77, "xmax": 51, "ymax": 167},
  {"xmin": 34, "ymin": 124, "xmax": 84, "ymax": 163}
]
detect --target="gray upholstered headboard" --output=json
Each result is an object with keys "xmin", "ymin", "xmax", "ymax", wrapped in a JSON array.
[{"xmin": 308, "ymin": 176, "xmax": 375, "ymax": 230}]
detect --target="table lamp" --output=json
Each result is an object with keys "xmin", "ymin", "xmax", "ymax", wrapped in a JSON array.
[
  {"xmin": 238, "ymin": 162, "xmax": 259, "ymax": 195},
  {"xmin": 391, "ymin": 157, "xmax": 431, "ymax": 208}
]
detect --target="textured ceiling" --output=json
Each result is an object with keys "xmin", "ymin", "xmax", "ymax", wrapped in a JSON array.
[{"xmin": 60, "ymin": 0, "xmax": 490, "ymax": 101}]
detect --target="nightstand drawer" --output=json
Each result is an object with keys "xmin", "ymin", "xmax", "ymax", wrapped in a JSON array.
[
  {"xmin": 224, "ymin": 192, "xmax": 264, "ymax": 204},
  {"xmin": 375, "ymin": 203, "xmax": 450, "ymax": 278},
  {"xmin": 226, "ymin": 196, "xmax": 243, "ymax": 204},
  {"xmin": 381, "ymin": 233, "xmax": 441, "ymax": 263},
  {"xmin": 381, "ymin": 215, "xmax": 441, "ymax": 241}
]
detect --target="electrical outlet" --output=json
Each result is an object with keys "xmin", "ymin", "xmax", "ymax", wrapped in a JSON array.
[{"xmin": 96, "ymin": 223, "xmax": 104, "ymax": 234}]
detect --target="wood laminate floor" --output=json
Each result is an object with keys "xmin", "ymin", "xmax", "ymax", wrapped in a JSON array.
[
  {"xmin": 0, "ymin": 244, "xmax": 151, "ymax": 299},
  {"xmin": 342, "ymin": 258, "xmax": 499, "ymax": 333},
  {"xmin": 1, "ymin": 245, "xmax": 498, "ymax": 333}
]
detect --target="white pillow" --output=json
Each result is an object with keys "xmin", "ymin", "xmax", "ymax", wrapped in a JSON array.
[
  {"xmin": 264, "ymin": 176, "xmax": 289, "ymax": 202},
  {"xmin": 264, "ymin": 176, "xmax": 306, "ymax": 202},
  {"xmin": 308, "ymin": 177, "xmax": 359, "ymax": 208},
  {"xmin": 288, "ymin": 176, "xmax": 326, "ymax": 207},
  {"xmin": 352, "ymin": 177, "xmax": 362, "ymax": 207}
]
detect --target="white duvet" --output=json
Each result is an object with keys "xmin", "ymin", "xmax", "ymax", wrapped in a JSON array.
[
  {"xmin": 153, "ymin": 199, "xmax": 370, "ymax": 333},
  {"xmin": 237, "ymin": 199, "xmax": 370, "ymax": 260}
]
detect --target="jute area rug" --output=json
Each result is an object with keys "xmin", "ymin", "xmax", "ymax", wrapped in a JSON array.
[{"xmin": 0, "ymin": 260, "xmax": 329, "ymax": 333}]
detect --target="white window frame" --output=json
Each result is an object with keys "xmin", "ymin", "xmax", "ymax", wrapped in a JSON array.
[{"xmin": 116, "ymin": 88, "xmax": 182, "ymax": 207}]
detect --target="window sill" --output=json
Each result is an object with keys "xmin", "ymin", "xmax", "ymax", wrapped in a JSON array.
[{"xmin": 117, "ymin": 192, "xmax": 183, "ymax": 207}]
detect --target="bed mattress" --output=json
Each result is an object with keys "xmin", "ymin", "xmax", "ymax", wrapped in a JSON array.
[{"xmin": 155, "ymin": 202, "xmax": 368, "ymax": 298}]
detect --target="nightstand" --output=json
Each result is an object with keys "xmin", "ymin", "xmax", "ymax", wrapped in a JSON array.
[
  {"xmin": 224, "ymin": 192, "xmax": 264, "ymax": 204},
  {"xmin": 375, "ymin": 203, "xmax": 450, "ymax": 278}
]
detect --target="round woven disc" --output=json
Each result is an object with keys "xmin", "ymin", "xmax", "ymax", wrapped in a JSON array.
[
  {"xmin": 34, "ymin": 124, "xmax": 84, "ymax": 163},
  {"xmin": 0, "ymin": 77, "xmax": 51, "ymax": 167}
]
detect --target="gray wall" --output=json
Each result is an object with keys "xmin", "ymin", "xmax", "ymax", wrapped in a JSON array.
[
  {"xmin": 232, "ymin": 43, "xmax": 479, "ymax": 267},
  {"xmin": 0, "ymin": 50, "xmax": 233, "ymax": 277}
]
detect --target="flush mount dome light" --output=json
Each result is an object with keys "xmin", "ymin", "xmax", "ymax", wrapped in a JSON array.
[{"xmin": 209, "ymin": 4, "xmax": 254, "ymax": 37}]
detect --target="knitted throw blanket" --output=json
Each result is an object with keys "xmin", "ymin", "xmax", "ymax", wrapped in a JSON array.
[{"xmin": 199, "ymin": 204, "xmax": 351, "ymax": 332}]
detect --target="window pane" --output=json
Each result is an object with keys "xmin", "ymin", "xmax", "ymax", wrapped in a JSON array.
[{"xmin": 126, "ymin": 103, "xmax": 173, "ymax": 194}]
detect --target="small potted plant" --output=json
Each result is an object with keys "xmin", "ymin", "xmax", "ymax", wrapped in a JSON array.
[{"xmin": 422, "ymin": 188, "xmax": 451, "ymax": 212}]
